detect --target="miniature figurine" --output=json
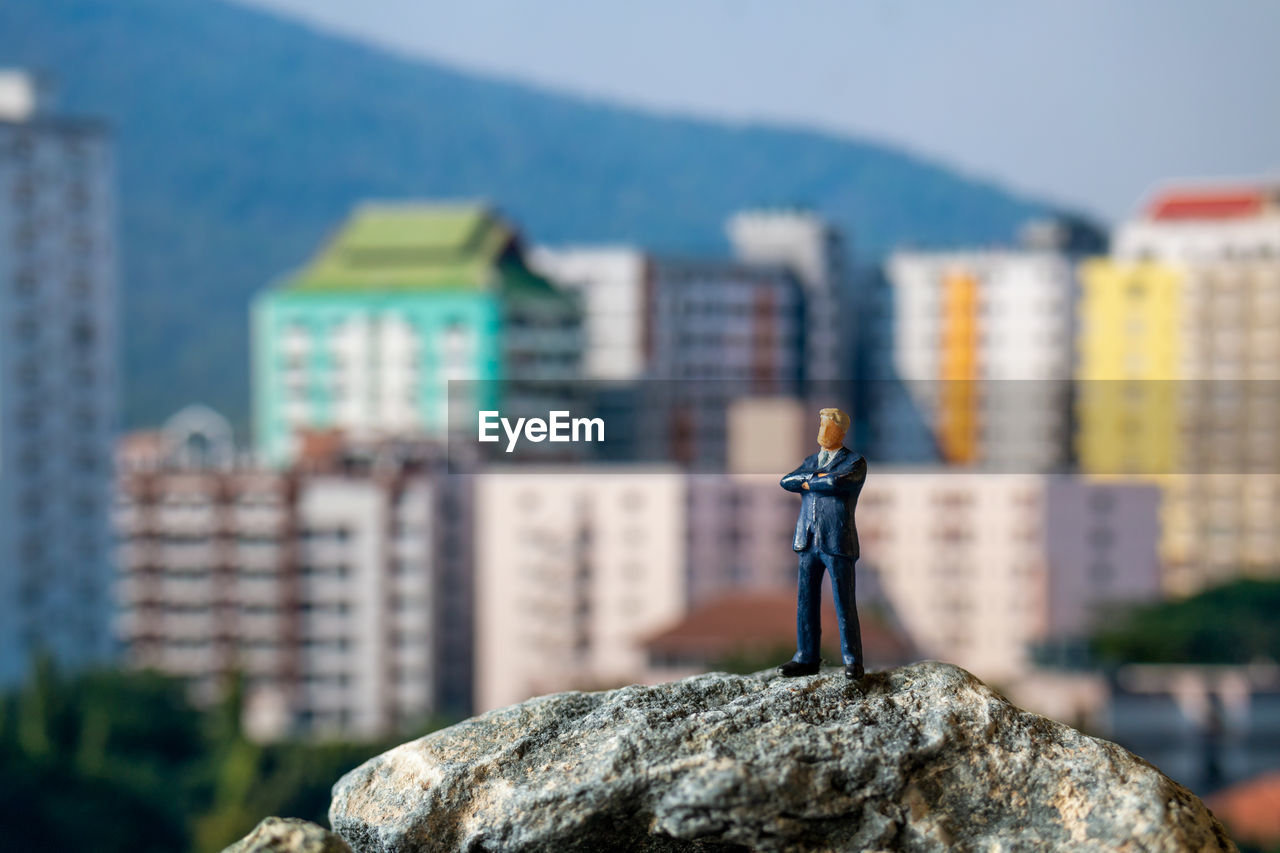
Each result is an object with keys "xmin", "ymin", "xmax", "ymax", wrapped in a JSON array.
[{"xmin": 778, "ymin": 408, "xmax": 867, "ymax": 679}]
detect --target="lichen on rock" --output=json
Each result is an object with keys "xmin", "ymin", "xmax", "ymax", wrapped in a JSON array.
[{"xmin": 329, "ymin": 661, "xmax": 1236, "ymax": 852}]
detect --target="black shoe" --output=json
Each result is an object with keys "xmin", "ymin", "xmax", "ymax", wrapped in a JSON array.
[
  {"xmin": 845, "ymin": 662, "xmax": 865, "ymax": 680},
  {"xmin": 778, "ymin": 660, "xmax": 821, "ymax": 677}
]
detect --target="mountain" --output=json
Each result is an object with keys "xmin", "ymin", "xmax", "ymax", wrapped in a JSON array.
[{"xmin": 0, "ymin": 0, "xmax": 1061, "ymax": 429}]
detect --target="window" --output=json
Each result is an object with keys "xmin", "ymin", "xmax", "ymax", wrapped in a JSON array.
[
  {"xmin": 1088, "ymin": 528, "xmax": 1114, "ymax": 549},
  {"xmin": 14, "ymin": 269, "xmax": 37, "ymax": 295},
  {"xmin": 1087, "ymin": 490, "xmax": 1115, "ymax": 513},
  {"xmin": 71, "ymin": 320, "xmax": 97, "ymax": 348},
  {"xmin": 14, "ymin": 315, "xmax": 38, "ymax": 341}
]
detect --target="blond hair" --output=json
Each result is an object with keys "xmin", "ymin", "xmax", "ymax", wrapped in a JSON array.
[{"xmin": 819, "ymin": 407, "xmax": 850, "ymax": 431}]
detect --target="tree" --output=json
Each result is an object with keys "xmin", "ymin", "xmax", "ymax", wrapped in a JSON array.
[{"xmin": 1091, "ymin": 578, "xmax": 1280, "ymax": 665}]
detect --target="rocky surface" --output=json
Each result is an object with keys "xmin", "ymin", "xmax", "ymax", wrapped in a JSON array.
[
  {"xmin": 222, "ymin": 817, "xmax": 353, "ymax": 853},
  {"xmin": 330, "ymin": 662, "xmax": 1235, "ymax": 852}
]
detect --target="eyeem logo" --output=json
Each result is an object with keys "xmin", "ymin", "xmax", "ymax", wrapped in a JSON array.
[{"xmin": 478, "ymin": 410, "xmax": 605, "ymax": 453}]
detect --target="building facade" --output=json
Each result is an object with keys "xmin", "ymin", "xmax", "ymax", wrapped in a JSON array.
[
  {"xmin": 474, "ymin": 467, "xmax": 686, "ymax": 712},
  {"xmin": 1043, "ymin": 479, "xmax": 1163, "ymax": 640},
  {"xmin": 115, "ymin": 409, "xmax": 473, "ymax": 737},
  {"xmin": 1075, "ymin": 258, "xmax": 1182, "ymax": 476},
  {"xmin": 253, "ymin": 202, "xmax": 580, "ymax": 465},
  {"xmin": 684, "ymin": 473, "xmax": 800, "ymax": 604},
  {"xmin": 532, "ymin": 244, "xmax": 807, "ymax": 468},
  {"xmin": 885, "ymin": 247, "xmax": 1080, "ymax": 472},
  {"xmin": 1081, "ymin": 183, "xmax": 1280, "ymax": 594},
  {"xmin": 527, "ymin": 247, "xmax": 648, "ymax": 382},
  {"xmin": 643, "ymin": 256, "xmax": 805, "ymax": 467},
  {"xmin": 727, "ymin": 209, "xmax": 850, "ymax": 401},
  {"xmin": 856, "ymin": 471, "xmax": 1160, "ymax": 683},
  {"xmin": 0, "ymin": 71, "xmax": 118, "ymax": 684}
]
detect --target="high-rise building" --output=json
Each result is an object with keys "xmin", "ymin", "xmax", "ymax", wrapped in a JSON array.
[
  {"xmin": 885, "ymin": 242, "xmax": 1083, "ymax": 472},
  {"xmin": 1080, "ymin": 183, "xmax": 1280, "ymax": 594},
  {"xmin": 526, "ymin": 247, "xmax": 648, "ymax": 382},
  {"xmin": 532, "ymin": 245, "xmax": 806, "ymax": 468},
  {"xmin": 0, "ymin": 71, "xmax": 118, "ymax": 685},
  {"xmin": 857, "ymin": 471, "xmax": 1160, "ymax": 683},
  {"xmin": 727, "ymin": 209, "xmax": 849, "ymax": 400},
  {"xmin": 474, "ymin": 467, "xmax": 685, "ymax": 712},
  {"xmin": 1075, "ymin": 259, "xmax": 1182, "ymax": 476},
  {"xmin": 115, "ymin": 408, "xmax": 473, "ymax": 737},
  {"xmin": 253, "ymin": 202, "xmax": 581, "ymax": 465},
  {"xmin": 643, "ymin": 256, "xmax": 805, "ymax": 466}
]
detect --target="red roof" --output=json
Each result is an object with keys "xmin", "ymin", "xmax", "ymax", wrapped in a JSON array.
[
  {"xmin": 1206, "ymin": 771, "xmax": 1280, "ymax": 846},
  {"xmin": 1148, "ymin": 189, "xmax": 1266, "ymax": 221},
  {"xmin": 643, "ymin": 589, "xmax": 918, "ymax": 665}
]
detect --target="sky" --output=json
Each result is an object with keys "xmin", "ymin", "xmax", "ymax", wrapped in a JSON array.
[{"xmin": 241, "ymin": 0, "xmax": 1280, "ymax": 223}]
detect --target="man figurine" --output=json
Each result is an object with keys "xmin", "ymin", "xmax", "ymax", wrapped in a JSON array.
[{"xmin": 778, "ymin": 408, "xmax": 868, "ymax": 680}]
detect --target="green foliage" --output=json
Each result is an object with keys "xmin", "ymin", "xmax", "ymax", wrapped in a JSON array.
[
  {"xmin": 0, "ymin": 661, "xmax": 203, "ymax": 852},
  {"xmin": 1091, "ymin": 578, "xmax": 1280, "ymax": 665},
  {"xmin": 0, "ymin": 661, "xmax": 437, "ymax": 853},
  {"xmin": 192, "ymin": 738, "xmax": 405, "ymax": 852},
  {"xmin": 0, "ymin": 0, "xmax": 1057, "ymax": 427}
]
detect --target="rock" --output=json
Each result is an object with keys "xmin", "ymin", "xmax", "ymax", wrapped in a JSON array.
[
  {"xmin": 330, "ymin": 662, "xmax": 1235, "ymax": 852},
  {"xmin": 223, "ymin": 817, "xmax": 353, "ymax": 853}
]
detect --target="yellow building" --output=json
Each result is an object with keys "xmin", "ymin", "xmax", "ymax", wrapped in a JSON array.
[
  {"xmin": 1076, "ymin": 259, "xmax": 1182, "ymax": 476},
  {"xmin": 1078, "ymin": 253, "xmax": 1280, "ymax": 595}
]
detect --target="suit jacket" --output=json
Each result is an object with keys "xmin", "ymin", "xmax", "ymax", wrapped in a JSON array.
[{"xmin": 780, "ymin": 446, "xmax": 867, "ymax": 558}]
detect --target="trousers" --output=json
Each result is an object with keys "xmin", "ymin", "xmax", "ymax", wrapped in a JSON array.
[{"xmin": 792, "ymin": 548, "xmax": 863, "ymax": 666}]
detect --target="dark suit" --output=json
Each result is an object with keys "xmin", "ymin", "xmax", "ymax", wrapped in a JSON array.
[{"xmin": 780, "ymin": 447, "xmax": 867, "ymax": 667}]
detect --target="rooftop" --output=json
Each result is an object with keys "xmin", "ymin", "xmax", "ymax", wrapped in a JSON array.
[
  {"xmin": 643, "ymin": 589, "xmax": 918, "ymax": 666},
  {"xmin": 1144, "ymin": 184, "xmax": 1280, "ymax": 221},
  {"xmin": 286, "ymin": 202, "xmax": 558, "ymax": 295},
  {"xmin": 1205, "ymin": 771, "xmax": 1280, "ymax": 846}
]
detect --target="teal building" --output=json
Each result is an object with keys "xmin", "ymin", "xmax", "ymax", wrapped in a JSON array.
[{"xmin": 253, "ymin": 202, "xmax": 579, "ymax": 464}]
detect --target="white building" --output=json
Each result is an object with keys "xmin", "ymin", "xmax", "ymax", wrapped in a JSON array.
[
  {"xmin": 115, "ymin": 410, "xmax": 471, "ymax": 737},
  {"xmin": 527, "ymin": 247, "xmax": 648, "ymax": 381},
  {"xmin": 1114, "ymin": 183, "xmax": 1280, "ymax": 261},
  {"xmin": 857, "ymin": 472, "xmax": 1050, "ymax": 681},
  {"xmin": 857, "ymin": 471, "xmax": 1161, "ymax": 683},
  {"xmin": 885, "ymin": 249, "xmax": 1078, "ymax": 471},
  {"xmin": 0, "ymin": 71, "xmax": 118, "ymax": 684},
  {"xmin": 474, "ymin": 467, "xmax": 686, "ymax": 711}
]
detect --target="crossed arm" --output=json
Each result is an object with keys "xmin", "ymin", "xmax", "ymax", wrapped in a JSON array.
[
  {"xmin": 780, "ymin": 457, "xmax": 867, "ymax": 494},
  {"xmin": 780, "ymin": 464, "xmax": 812, "ymax": 493}
]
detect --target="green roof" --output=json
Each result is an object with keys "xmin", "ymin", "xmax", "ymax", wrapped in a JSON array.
[{"xmin": 287, "ymin": 202, "xmax": 541, "ymax": 292}]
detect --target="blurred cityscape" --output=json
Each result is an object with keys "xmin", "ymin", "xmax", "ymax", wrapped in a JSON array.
[{"xmin": 2, "ymin": 10, "xmax": 1280, "ymax": 849}]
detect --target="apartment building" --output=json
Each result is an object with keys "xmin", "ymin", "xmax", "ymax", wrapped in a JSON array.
[
  {"xmin": 856, "ymin": 471, "xmax": 1159, "ymax": 683},
  {"xmin": 532, "ymin": 244, "xmax": 806, "ymax": 468},
  {"xmin": 116, "ymin": 408, "xmax": 472, "ymax": 737},
  {"xmin": 474, "ymin": 467, "xmax": 685, "ymax": 711},
  {"xmin": 253, "ymin": 202, "xmax": 581, "ymax": 465},
  {"xmin": 726, "ymin": 209, "xmax": 849, "ymax": 399},
  {"xmin": 0, "ymin": 71, "xmax": 118, "ymax": 684},
  {"xmin": 526, "ymin": 247, "xmax": 648, "ymax": 382},
  {"xmin": 1081, "ymin": 183, "xmax": 1280, "ymax": 593},
  {"xmin": 885, "ymin": 242, "xmax": 1083, "ymax": 472}
]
